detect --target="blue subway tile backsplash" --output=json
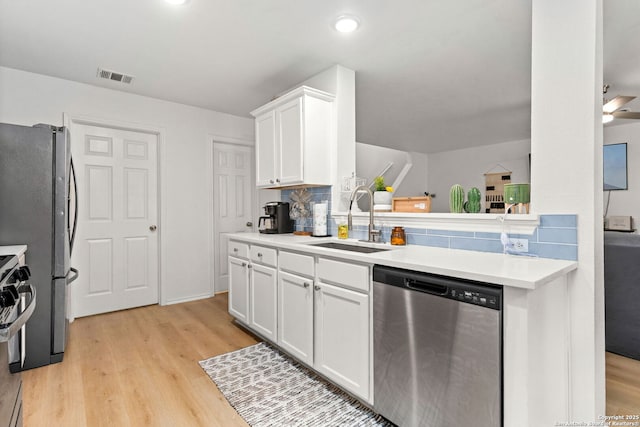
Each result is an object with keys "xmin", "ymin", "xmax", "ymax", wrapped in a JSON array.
[
  {"xmin": 529, "ymin": 242, "xmax": 578, "ymax": 261},
  {"xmin": 423, "ymin": 235, "xmax": 451, "ymax": 248},
  {"xmin": 427, "ymin": 229, "xmax": 475, "ymax": 238},
  {"xmin": 406, "ymin": 233, "xmax": 428, "ymax": 246},
  {"xmin": 537, "ymin": 228, "xmax": 578, "ymax": 245},
  {"xmin": 278, "ymin": 188, "xmax": 578, "ymax": 262},
  {"xmin": 281, "ymin": 186, "xmax": 332, "ymax": 233},
  {"xmin": 328, "ymin": 213, "xmax": 578, "ymax": 261},
  {"xmin": 539, "ymin": 214, "xmax": 578, "ymax": 228},
  {"xmin": 450, "ymin": 237, "xmax": 505, "ymax": 253},
  {"xmin": 474, "ymin": 231, "xmax": 502, "ymax": 240}
]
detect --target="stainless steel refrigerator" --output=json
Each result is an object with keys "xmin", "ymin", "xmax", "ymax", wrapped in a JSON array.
[{"xmin": 0, "ymin": 122, "xmax": 78, "ymax": 370}]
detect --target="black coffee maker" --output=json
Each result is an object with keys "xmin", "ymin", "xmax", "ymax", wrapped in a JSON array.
[{"xmin": 258, "ymin": 201, "xmax": 295, "ymax": 234}]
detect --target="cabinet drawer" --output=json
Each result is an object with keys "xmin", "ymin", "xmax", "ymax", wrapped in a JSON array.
[
  {"xmin": 229, "ymin": 240, "xmax": 249, "ymax": 259},
  {"xmin": 250, "ymin": 245, "xmax": 277, "ymax": 267},
  {"xmin": 317, "ymin": 258, "xmax": 369, "ymax": 293},
  {"xmin": 279, "ymin": 251, "xmax": 314, "ymax": 277}
]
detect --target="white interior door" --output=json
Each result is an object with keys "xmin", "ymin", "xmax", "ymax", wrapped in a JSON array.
[
  {"xmin": 213, "ymin": 143, "xmax": 254, "ymax": 293},
  {"xmin": 71, "ymin": 123, "xmax": 159, "ymax": 317}
]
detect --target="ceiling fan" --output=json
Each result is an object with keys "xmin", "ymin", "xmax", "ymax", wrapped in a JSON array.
[{"xmin": 603, "ymin": 84, "xmax": 640, "ymax": 123}]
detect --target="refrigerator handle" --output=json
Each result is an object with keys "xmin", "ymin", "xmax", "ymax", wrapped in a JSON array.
[
  {"xmin": 68, "ymin": 267, "xmax": 79, "ymax": 285},
  {"xmin": 69, "ymin": 157, "xmax": 79, "ymax": 254}
]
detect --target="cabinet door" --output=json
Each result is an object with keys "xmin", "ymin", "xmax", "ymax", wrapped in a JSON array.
[
  {"xmin": 228, "ymin": 256, "xmax": 249, "ymax": 323},
  {"xmin": 278, "ymin": 271, "xmax": 313, "ymax": 365},
  {"xmin": 249, "ymin": 263, "xmax": 278, "ymax": 341},
  {"xmin": 277, "ymin": 98, "xmax": 304, "ymax": 186},
  {"xmin": 314, "ymin": 282, "xmax": 370, "ymax": 402},
  {"xmin": 255, "ymin": 111, "xmax": 277, "ymax": 187}
]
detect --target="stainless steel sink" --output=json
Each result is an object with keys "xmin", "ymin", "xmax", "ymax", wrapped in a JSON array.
[{"xmin": 309, "ymin": 242, "xmax": 391, "ymax": 253}]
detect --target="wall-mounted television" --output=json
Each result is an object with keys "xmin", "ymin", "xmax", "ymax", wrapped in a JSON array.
[{"xmin": 603, "ymin": 143, "xmax": 628, "ymax": 191}]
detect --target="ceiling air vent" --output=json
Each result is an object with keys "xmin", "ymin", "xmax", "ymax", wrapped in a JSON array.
[{"xmin": 96, "ymin": 68, "xmax": 134, "ymax": 84}]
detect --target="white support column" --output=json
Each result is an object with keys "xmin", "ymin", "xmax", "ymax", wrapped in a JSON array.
[{"xmin": 531, "ymin": 0, "xmax": 605, "ymax": 420}]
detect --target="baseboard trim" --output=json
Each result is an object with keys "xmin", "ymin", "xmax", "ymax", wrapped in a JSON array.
[{"xmin": 164, "ymin": 293, "xmax": 213, "ymax": 306}]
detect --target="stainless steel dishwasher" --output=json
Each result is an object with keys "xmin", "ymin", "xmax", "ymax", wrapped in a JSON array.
[{"xmin": 373, "ymin": 265, "xmax": 502, "ymax": 427}]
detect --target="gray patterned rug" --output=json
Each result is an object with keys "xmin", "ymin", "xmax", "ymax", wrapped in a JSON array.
[{"xmin": 199, "ymin": 342, "xmax": 392, "ymax": 427}]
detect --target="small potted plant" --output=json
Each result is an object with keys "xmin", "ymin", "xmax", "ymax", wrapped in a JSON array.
[{"xmin": 373, "ymin": 176, "xmax": 393, "ymax": 211}]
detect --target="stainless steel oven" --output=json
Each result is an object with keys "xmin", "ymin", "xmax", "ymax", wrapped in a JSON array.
[{"xmin": 0, "ymin": 254, "xmax": 36, "ymax": 427}]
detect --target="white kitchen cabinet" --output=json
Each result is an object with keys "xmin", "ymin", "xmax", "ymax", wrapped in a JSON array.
[
  {"xmin": 249, "ymin": 263, "xmax": 278, "ymax": 342},
  {"xmin": 254, "ymin": 110, "xmax": 277, "ymax": 187},
  {"xmin": 278, "ymin": 270, "xmax": 314, "ymax": 365},
  {"xmin": 318, "ymin": 257, "xmax": 369, "ymax": 293},
  {"xmin": 249, "ymin": 245, "xmax": 277, "ymax": 267},
  {"xmin": 229, "ymin": 240, "xmax": 249, "ymax": 259},
  {"xmin": 251, "ymin": 86, "xmax": 335, "ymax": 188},
  {"xmin": 228, "ymin": 256, "xmax": 250, "ymax": 323},
  {"xmin": 228, "ymin": 239, "xmax": 371, "ymax": 402},
  {"xmin": 228, "ymin": 241, "xmax": 278, "ymax": 342},
  {"xmin": 314, "ymin": 281, "xmax": 370, "ymax": 402}
]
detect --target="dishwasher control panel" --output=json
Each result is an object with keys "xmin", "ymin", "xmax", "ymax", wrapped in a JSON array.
[
  {"xmin": 373, "ymin": 265, "xmax": 502, "ymax": 310},
  {"xmin": 450, "ymin": 288, "xmax": 499, "ymax": 309}
]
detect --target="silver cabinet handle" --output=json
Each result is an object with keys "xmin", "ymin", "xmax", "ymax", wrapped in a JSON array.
[
  {"xmin": 314, "ymin": 285, "xmax": 320, "ymax": 291},
  {"xmin": 233, "ymin": 248, "xmax": 238, "ymax": 252},
  {"xmin": 303, "ymin": 282, "xmax": 310, "ymax": 288},
  {"xmin": 246, "ymin": 222, "xmax": 253, "ymax": 227},
  {"xmin": 270, "ymin": 179, "xmax": 275, "ymax": 184},
  {"xmin": 149, "ymin": 225, "xmax": 157, "ymax": 231},
  {"xmin": 247, "ymin": 264, "xmax": 252, "ymax": 269},
  {"xmin": 257, "ymin": 253, "xmax": 263, "ymax": 257},
  {"xmin": 276, "ymin": 178, "xmax": 280, "ymax": 183},
  {"xmin": 241, "ymin": 262, "xmax": 247, "ymax": 267}
]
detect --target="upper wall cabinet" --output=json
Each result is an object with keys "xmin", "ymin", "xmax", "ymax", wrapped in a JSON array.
[{"xmin": 251, "ymin": 86, "xmax": 335, "ymax": 188}]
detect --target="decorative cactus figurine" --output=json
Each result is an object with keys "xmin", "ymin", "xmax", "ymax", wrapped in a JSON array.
[
  {"xmin": 449, "ymin": 184, "xmax": 465, "ymax": 213},
  {"xmin": 464, "ymin": 187, "xmax": 482, "ymax": 213}
]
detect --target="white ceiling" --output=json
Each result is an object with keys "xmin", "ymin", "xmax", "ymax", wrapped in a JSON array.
[{"xmin": 0, "ymin": 0, "xmax": 637, "ymax": 154}]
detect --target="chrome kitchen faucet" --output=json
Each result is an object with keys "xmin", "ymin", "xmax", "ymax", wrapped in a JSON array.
[{"xmin": 348, "ymin": 185, "xmax": 382, "ymax": 243}]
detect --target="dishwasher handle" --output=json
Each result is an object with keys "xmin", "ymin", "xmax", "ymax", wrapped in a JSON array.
[{"xmin": 404, "ymin": 278, "xmax": 448, "ymax": 295}]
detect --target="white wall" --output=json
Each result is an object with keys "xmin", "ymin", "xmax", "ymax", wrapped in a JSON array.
[
  {"xmin": 427, "ymin": 139, "xmax": 531, "ymax": 212},
  {"xmin": 355, "ymin": 142, "xmax": 429, "ymax": 197},
  {"xmin": 0, "ymin": 66, "xmax": 254, "ymax": 305},
  {"xmin": 604, "ymin": 121, "xmax": 640, "ymax": 226}
]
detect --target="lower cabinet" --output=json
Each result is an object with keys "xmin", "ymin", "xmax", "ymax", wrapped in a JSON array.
[
  {"xmin": 314, "ymin": 281, "xmax": 370, "ymax": 402},
  {"xmin": 228, "ymin": 256, "xmax": 249, "ymax": 323},
  {"xmin": 278, "ymin": 271, "xmax": 314, "ymax": 365},
  {"xmin": 228, "ymin": 242, "xmax": 371, "ymax": 403},
  {"xmin": 249, "ymin": 263, "xmax": 277, "ymax": 342}
]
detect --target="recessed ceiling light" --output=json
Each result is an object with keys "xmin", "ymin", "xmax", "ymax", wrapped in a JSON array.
[
  {"xmin": 334, "ymin": 15, "xmax": 360, "ymax": 33},
  {"xmin": 165, "ymin": 0, "xmax": 188, "ymax": 5}
]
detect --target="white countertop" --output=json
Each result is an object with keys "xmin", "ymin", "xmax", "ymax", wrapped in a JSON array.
[
  {"xmin": 0, "ymin": 245, "xmax": 27, "ymax": 257},
  {"xmin": 227, "ymin": 233, "xmax": 577, "ymax": 290}
]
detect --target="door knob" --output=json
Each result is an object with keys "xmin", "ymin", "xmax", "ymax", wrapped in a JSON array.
[{"xmin": 149, "ymin": 225, "xmax": 157, "ymax": 231}]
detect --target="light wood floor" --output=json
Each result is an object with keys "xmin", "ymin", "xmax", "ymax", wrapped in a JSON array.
[
  {"xmin": 23, "ymin": 293, "xmax": 258, "ymax": 427},
  {"xmin": 22, "ymin": 295, "xmax": 640, "ymax": 425},
  {"xmin": 606, "ymin": 351, "xmax": 640, "ymax": 415}
]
